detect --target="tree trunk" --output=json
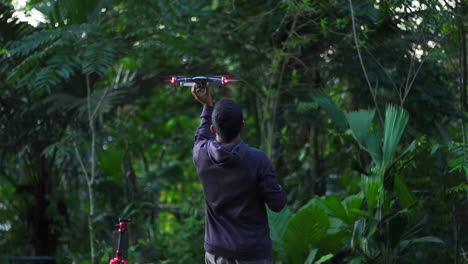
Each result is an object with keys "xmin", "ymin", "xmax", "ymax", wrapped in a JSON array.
[
  {"xmin": 123, "ymin": 149, "xmax": 138, "ymax": 202},
  {"xmin": 123, "ymin": 148, "xmax": 138, "ymax": 246},
  {"xmin": 310, "ymin": 125, "xmax": 325, "ymax": 196},
  {"xmin": 28, "ymin": 155, "xmax": 59, "ymax": 264},
  {"xmin": 457, "ymin": 0, "xmax": 468, "ymax": 202}
]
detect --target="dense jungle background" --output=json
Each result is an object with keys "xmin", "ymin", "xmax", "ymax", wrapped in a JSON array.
[{"xmin": 0, "ymin": 0, "xmax": 467, "ymax": 263}]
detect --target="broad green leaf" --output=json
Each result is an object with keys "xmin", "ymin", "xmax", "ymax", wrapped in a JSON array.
[
  {"xmin": 268, "ymin": 207, "xmax": 292, "ymax": 260},
  {"xmin": 400, "ymin": 236, "xmax": 444, "ymax": 251},
  {"xmin": 320, "ymin": 195, "xmax": 349, "ymax": 224},
  {"xmin": 284, "ymin": 200, "xmax": 329, "ymax": 264},
  {"xmin": 314, "ymin": 253, "xmax": 333, "ymax": 264},
  {"xmin": 327, "ymin": 216, "xmax": 344, "ymax": 234},
  {"xmin": 348, "ymin": 208, "xmax": 369, "ymax": 218},
  {"xmin": 430, "ymin": 143, "xmax": 440, "ymax": 155},
  {"xmin": 311, "ymin": 91, "xmax": 348, "ymax": 132},
  {"xmin": 349, "ymin": 257, "xmax": 365, "ymax": 264},
  {"xmin": 365, "ymin": 130, "xmax": 382, "ymax": 163},
  {"xmin": 343, "ymin": 193, "xmax": 364, "ymax": 223},
  {"xmin": 366, "ymin": 219, "xmax": 378, "ymax": 238},
  {"xmin": 346, "ymin": 109, "xmax": 375, "ymax": 150},
  {"xmin": 305, "ymin": 249, "xmax": 318, "ymax": 264},
  {"xmin": 343, "ymin": 193, "xmax": 364, "ymax": 210},
  {"xmin": 211, "ymin": 0, "xmax": 219, "ymax": 9},
  {"xmin": 319, "ymin": 231, "xmax": 348, "ymax": 254},
  {"xmin": 268, "ymin": 207, "xmax": 292, "ymax": 241},
  {"xmin": 382, "ymin": 105, "xmax": 409, "ymax": 166},
  {"xmin": 394, "ymin": 175, "xmax": 417, "ymax": 208}
]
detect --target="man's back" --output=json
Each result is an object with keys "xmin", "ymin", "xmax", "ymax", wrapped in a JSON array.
[{"xmin": 193, "ymin": 104, "xmax": 287, "ymax": 261}]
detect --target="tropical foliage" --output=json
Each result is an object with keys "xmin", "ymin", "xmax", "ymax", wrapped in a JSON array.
[{"xmin": 0, "ymin": 0, "xmax": 467, "ymax": 263}]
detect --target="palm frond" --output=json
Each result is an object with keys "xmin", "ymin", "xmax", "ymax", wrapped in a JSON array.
[
  {"xmin": 37, "ymin": 0, "xmax": 104, "ymax": 26},
  {"xmin": 382, "ymin": 105, "xmax": 409, "ymax": 166},
  {"xmin": 43, "ymin": 93, "xmax": 85, "ymax": 114},
  {"xmin": 7, "ymin": 23, "xmax": 122, "ymax": 92},
  {"xmin": 7, "ymin": 28, "xmax": 63, "ymax": 57},
  {"xmin": 32, "ymin": 50, "xmax": 81, "ymax": 92},
  {"xmin": 43, "ymin": 87, "xmax": 128, "ymax": 123},
  {"xmin": 81, "ymin": 40, "xmax": 119, "ymax": 76},
  {"xmin": 361, "ymin": 174, "xmax": 382, "ymax": 218}
]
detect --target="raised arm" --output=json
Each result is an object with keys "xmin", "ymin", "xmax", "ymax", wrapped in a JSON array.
[
  {"xmin": 192, "ymin": 84, "xmax": 215, "ymax": 162},
  {"xmin": 195, "ymin": 105, "xmax": 215, "ymax": 142}
]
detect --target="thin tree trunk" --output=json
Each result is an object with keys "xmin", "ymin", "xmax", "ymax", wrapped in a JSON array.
[
  {"xmin": 457, "ymin": 0, "xmax": 468, "ymax": 202},
  {"xmin": 87, "ymin": 182, "xmax": 95, "ymax": 264},
  {"xmin": 453, "ymin": 205, "xmax": 459, "ymax": 264},
  {"xmin": 459, "ymin": 5, "xmax": 467, "ymax": 112},
  {"xmin": 140, "ymin": 145, "xmax": 149, "ymax": 173},
  {"xmin": 460, "ymin": 1, "xmax": 467, "ymax": 202},
  {"xmin": 73, "ymin": 74, "xmax": 97, "ymax": 264},
  {"xmin": 348, "ymin": 0, "xmax": 384, "ymax": 126},
  {"xmin": 310, "ymin": 125, "xmax": 324, "ymax": 196},
  {"xmin": 74, "ymin": 142, "xmax": 96, "ymax": 264},
  {"xmin": 257, "ymin": 89, "xmax": 279, "ymax": 160},
  {"xmin": 123, "ymin": 148, "xmax": 138, "ymax": 202},
  {"xmin": 86, "ymin": 74, "xmax": 97, "ymax": 264},
  {"xmin": 123, "ymin": 148, "xmax": 137, "ymax": 246}
]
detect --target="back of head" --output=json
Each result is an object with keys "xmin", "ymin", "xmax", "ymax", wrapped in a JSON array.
[{"xmin": 212, "ymin": 98, "xmax": 243, "ymax": 143}]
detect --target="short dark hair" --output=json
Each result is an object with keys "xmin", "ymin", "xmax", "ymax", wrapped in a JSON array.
[{"xmin": 212, "ymin": 98, "xmax": 243, "ymax": 143}]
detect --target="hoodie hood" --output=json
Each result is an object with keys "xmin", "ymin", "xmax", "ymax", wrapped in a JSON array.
[{"xmin": 207, "ymin": 140, "xmax": 246, "ymax": 167}]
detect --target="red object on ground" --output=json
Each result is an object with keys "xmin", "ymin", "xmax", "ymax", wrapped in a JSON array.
[
  {"xmin": 108, "ymin": 218, "xmax": 131, "ymax": 264},
  {"xmin": 109, "ymin": 254, "xmax": 128, "ymax": 264},
  {"xmin": 118, "ymin": 222, "xmax": 126, "ymax": 232}
]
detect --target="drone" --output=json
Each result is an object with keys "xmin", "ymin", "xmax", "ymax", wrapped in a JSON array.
[{"xmin": 169, "ymin": 75, "xmax": 238, "ymax": 93}]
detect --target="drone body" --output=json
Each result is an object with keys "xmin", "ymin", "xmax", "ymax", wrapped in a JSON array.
[{"xmin": 169, "ymin": 75, "xmax": 237, "ymax": 93}]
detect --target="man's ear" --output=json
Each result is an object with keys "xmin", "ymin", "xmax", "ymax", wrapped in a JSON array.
[{"xmin": 210, "ymin": 124, "xmax": 216, "ymax": 133}]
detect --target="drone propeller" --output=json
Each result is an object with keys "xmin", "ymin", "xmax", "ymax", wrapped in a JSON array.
[
  {"xmin": 206, "ymin": 76, "xmax": 238, "ymax": 84},
  {"xmin": 170, "ymin": 76, "xmax": 193, "ymax": 83}
]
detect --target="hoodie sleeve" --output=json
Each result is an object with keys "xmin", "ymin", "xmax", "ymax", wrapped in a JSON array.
[
  {"xmin": 193, "ymin": 105, "xmax": 215, "ymax": 164},
  {"xmin": 258, "ymin": 154, "xmax": 287, "ymax": 212}
]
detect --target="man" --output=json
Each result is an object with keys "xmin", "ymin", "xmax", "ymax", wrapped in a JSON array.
[{"xmin": 191, "ymin": 84, "xmax": 287, "ymax": 264}]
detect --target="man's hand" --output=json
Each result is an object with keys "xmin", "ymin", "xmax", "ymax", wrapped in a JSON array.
[{"xmin": 191, "ymin": 84, "xmax": 213, "ymax": 107}]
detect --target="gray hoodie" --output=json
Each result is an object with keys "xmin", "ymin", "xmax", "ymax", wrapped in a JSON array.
[{"xmin": 193, "ymin": 105, "xmax": 287, "ymax": 261}]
